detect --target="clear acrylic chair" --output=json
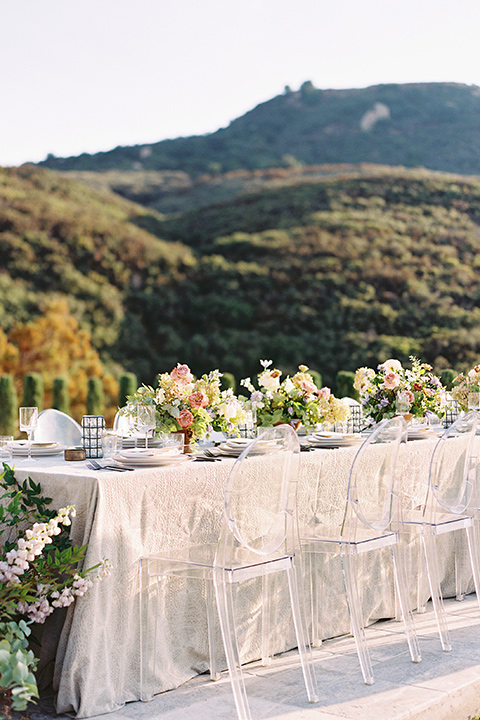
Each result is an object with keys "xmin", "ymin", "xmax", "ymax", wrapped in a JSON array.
[
  {"xmin": 33, "ymin": 408, "xmax": 82, "ymax": 445},
  {"xmin": 301, "ymin": 416, "xmax": 421, "ymax": 685},
  {"xmin": 402, "ymin": 411, "xmax": 480, "ymax": 652},
  {"xmin": 139, "ymin": 424, "xmax": 318, "ymax": 720}
]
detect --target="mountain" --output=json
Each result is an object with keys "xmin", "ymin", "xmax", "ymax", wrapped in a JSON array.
[
  {"xmin": 3, "ymin": 163, "xmax": 480, "ymax": 389},
  {"xmin": 39, "ymin": 82, "xmax": 480, "ymax": 178}
]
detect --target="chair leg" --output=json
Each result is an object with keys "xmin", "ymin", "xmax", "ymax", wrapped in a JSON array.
[
  {"xmin": 261, "ymin": 573, "xmax": 273, "ymax": 666},
  {"xmin": 341, "ymin": 549, "xmax": 374, "ymax": 685},
  {"xmin": 309, "ymin": 552, "xmax": 322, "ymax": 647},
  {"xmin": 422, "ymin": 533, "xmax": 452, "ymax": 652},
  {"xmin": 205, "ymin": 576, "xmax": 221, "ymax": 681},
  {"xmin": 455, "ymin": 531, "xmax": 465, "ymax": 601},
  {"xmin": 214, "ymin": 569, "xmax": 252, "ymax": 720},
  {"xmin": 391, "ymin": 543, "xmax": 421, "ymax": 663},
  {"xmin": 465, "ymin": 525, "xmax": 480, "ymax": 611},
  {"xmin": 139, "ymin": 557, "xmax": 155, "ymax": 702},
  {"xmin": 286, "ymin": 560, "xmax": 319, "ymax": 704}
]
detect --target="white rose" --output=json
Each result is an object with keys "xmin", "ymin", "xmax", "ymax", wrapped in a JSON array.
[
  {"xmin": 381, "ymin": 359, "xmax": 402, "ymax": 373},
  {"xmin": 283, "ymin": 378, "xmax": 295, "ymax": 393},
  {"xmin": 259, "ymin": 371, "xmax": 281, "ymax": 392}
]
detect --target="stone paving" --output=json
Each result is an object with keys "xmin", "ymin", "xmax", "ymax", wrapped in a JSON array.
[{"xmin": 16, "ymin": 595, "xmax": 480, "ymax": 720}]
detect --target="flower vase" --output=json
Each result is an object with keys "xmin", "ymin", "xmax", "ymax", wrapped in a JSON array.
[{"xmin": 176, "ymin": 428, "xmax": 194, "ymax": 453}]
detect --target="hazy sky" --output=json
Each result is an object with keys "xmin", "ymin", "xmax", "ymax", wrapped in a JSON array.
[{"xmin": 2, "ymin": 0, "xmax": 480, "ymax": 166}]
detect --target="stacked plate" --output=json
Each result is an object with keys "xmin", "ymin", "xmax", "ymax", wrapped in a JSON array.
[
  {"xmin": 306, "ymin": 432, "xmax": 363, "ymax": 449},
  {"xmin": 10, "ymin": 441, "xmax": 67, "ymax": 456},
  {"xmin": 407, "ymin": 426, "xmax": 435, "ymax": 441},
  {"xmin": 120, "ymin": 437, "xmax": 163, "ymax": 449},
  {"xmin": 112, "ymin": 447, "xmax": 191, "ymax": 468},
  {"xmin": 215, "ymin": 438, "xmax": 280, "ymax": 457}
]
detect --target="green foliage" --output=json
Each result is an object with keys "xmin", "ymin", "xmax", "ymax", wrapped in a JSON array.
[
  {"xmin": 22, "ymin": 372, "xmax": 44, "ymax": 411},
  {"xmin": 0, "ymin": 376, "xmax": 18, "ymax": 436},
  {"xmin": 118, "ymin": 372, "xmax": 137, "ymax": 409},
  {"xmin": 440, "ymin": 368, "xmax": 458, "ymax": 391},
  {"xmin": 0, "ymin": 619, "xmax": 38, "ymax": 712},
  {"xmin": 220, "ymin": 372, "xmax": 236, "ymax": 392},
  {"xmin": 86, "ymin": 377, "xmax": 104, "ymax": 415},
  {"xmin": 309, "ymin": 370, "xmax": 322, "ymax": 389},
  {"xmin": 40, "ymin": 82, "xmax": 480, "ymax": 177},
  {"xmin": 336, "ymin": 371, "xmax": 359, "ymax": 400},
  {"xmin": 0, "ymin": 465, "xmax": 107, "ymax": 715},
  {"xmin": 52, "ymin": 376, "xmax": 70, "ymax": 414}
]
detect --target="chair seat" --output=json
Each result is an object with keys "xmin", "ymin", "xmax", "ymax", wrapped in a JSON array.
[
  {"xmin": 403, "ymin": 510, "xmax": 473, "ymax": 534},
  {"xmin": 145, "ymin": 543, "xmax": 294, "ymax": 582},
  {"xmin": 300, "ymin": 524, "xmax": 396, "ymax": 553}
]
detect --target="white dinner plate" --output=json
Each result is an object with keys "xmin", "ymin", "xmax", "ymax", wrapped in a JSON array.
[
  {"xmin": 217, "ymin": 440, "xmax": 280, "ymax": 457},
  {"xmin": 112, "ymin": 452, "xmax": 190, "ymax": 467},
  {"xmin": 118, "ymin": 448, "xmax": 179, "ymax": 460},
  {"xmin": 120, "ymin": 438, "xmax": 163, "ymax": 448},
  {"xmin": 308, "ymin": 433, "xmax": 363, "ymax": 449},
  {"xmin": 11, "ymin": 441, "xmax": 67, "ymax": 456}
]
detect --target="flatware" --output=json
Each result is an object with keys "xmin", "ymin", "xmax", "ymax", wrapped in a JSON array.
[{"xmin": 86, "ymin": 460, "xmax": 134, "ymax": 472}]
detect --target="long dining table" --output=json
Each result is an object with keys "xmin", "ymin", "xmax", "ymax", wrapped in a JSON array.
[{"xmin": 5, "ymin": 434, "xmax": 472, "ymax": 718}]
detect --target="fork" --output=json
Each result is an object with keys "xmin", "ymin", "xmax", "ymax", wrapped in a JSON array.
[{"xmin": 87, "ymin": 460, "xmax": 134, "ymax": 472}]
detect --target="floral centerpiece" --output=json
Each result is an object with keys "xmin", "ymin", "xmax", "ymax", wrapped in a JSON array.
[
  {"xmin": 240, "ymin": 361, "xmax": 350, "ymax": 432},
  {"xmin": 124, "ymin": 364, "xmax": 245, "ymax": 442},
  {"xmin": 451, "ymin": 364, "xmax": 480, "ymax": 411},
  {"xmin": 354, "ymin": 356, "xmax": 445, "ymax": 424}
]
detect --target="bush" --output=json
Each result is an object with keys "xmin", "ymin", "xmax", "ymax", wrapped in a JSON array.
[
  {"xmin": 309, "ymin": 370, "xmax": 323, "ymax": 389},
  {"xmin": 52, "ymin": 376, "xmax": 70, "ymax": 414},
  {"xmin": 0, "ymin": 376, "xmax": 18, "ymax": 436},
  {"xmin": 336, "ymin": 370, "xmax": 359, "ymax": 400},
  {"xmin": 86, "ymin": 377, "xmax": 104, "ymax": 415},
  {"xmin": 118, "ymin": 372, "xmax": 138, "ymax": 409},
  {"xmin": 221, "ymin": 372, "xmax": 236, "ymax": 392},
  {"xmin": 440, "ymin": 368, "xmax": 457, "ymax": 391},
  {"xmin": 22, "ymin": 373, "xmax": 44, "ymax": 411}
]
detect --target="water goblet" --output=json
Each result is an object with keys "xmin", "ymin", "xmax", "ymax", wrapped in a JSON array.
[
  {"xmin": 19, "ymin": 406, "xmax": 38, "ymax": 462},
  {"xmin": 0, "ymin": 436, "xmax": 13, "ymax": 465},
  {"xmin": 395, "ymin": 391, "xmax": 413, "ymax": 423},
  {"xmin": 136, "ymin": 405, "xmax": 156, "ymax": 449}
]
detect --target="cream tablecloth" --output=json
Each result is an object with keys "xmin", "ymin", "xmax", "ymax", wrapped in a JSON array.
[{"xmin": 5, "ymin": 437, "xmax": 469, "ymax": 717}]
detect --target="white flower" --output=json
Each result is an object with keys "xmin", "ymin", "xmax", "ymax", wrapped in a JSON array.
[
  {"xmin": 283, "ymin": 378, "xmax": 295, "ymax": 393},
  {"xmin": 259, "ymin": 370, "xmax": 281, "ymax": 392},
  {"xmin": 380, "ymin": 358, "xmax": 403, "ymax": 373},
  {"xmin": 155, "ymin": 387, "xmax": 166, "ymax": 404},
  {"xmin": 260, "ymin": 359, "xmax": 273, "ymax": 369}
]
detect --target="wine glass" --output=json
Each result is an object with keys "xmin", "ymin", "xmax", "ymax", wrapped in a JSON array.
[
  {"xmin": 395, "ymin": 391, "xmax": 413, "ymax": 423},
  {"xmin": 136, "ymin": 405, "xmax": 156, "ymax": 449},
  {"xmin": 19, "ymin": 406, "xmax": 38, "ymax": 462},
  {"xmin": 126, "ymin": 402, "xmax": 139, "ymax": 448}
]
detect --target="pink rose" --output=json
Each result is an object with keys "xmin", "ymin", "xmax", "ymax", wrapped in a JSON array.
[
  {"xmin": 317, "ymin": 387, "xmax": 331, "ymax": 400},
  {"xmin": 189, "ymin": 391, "xmax": 208, "ymax": 409},
  {"xmin": 404, "ymin": 390, "xmax": 415, "ymax": 405},
  {"xmin": 383, "ymin": 372, "xmax": 400, "ymax": 390},
  {"xmin": 170, "ymin": 364, "xmax": 194, "ymax": 385},
  {"xmin": 299, "ymin": 379, "xmax": 317, "ymax": 393},
  {"xmin": 177, "ymin": 409, "xmax": 195, "ymax": 428}
]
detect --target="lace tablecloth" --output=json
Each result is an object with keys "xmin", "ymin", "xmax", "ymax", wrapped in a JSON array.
[{"xmin": 8, "ymin": 437, "xmax": 466, "ymax": 717}]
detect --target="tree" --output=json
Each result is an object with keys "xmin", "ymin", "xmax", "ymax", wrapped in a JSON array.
[
  {"xmin": 87, "ymin": 378, "xmax": 104, "ymax": 416},
  {"xmin": 52, "ymin": 377, "xmax": 70, "ymax": 414},
  {"xmin": 0, "ymin": 375, "xmax": 18, "ymax": 436},
  {"xmin": 22, "ymin": 373, "xmax": 44, "ymax": 411}
]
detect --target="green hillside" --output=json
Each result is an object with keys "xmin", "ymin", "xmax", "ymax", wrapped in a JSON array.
[
  {"xmin": 2, "ymin": 164, "xmax": 480, "ymax": 387},
  {"xmin": 40, "ymin": 82, "xmax": 480, "ymax": 177}
]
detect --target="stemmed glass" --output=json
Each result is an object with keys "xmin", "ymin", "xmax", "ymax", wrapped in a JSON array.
[
  {"xmin": 136, "ymin": 405, "xmax": 156, "ymax": 449},
  {"xmin": 126, "ymin": 402, "xmax": 139, "ymax": 448},
  {"xmin": 19, "ymin": 406, "xmax": 38, "ymax": 462}
]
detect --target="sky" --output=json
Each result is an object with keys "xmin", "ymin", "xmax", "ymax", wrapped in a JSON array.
[{"xmin": 2, "ymin": 0, "xmax": 480, "ymax": 167}]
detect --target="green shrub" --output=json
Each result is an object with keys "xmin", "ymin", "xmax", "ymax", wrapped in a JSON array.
[
  {"xmin": 336, "ymin": 370, "xmax": 359, "ymax": 400},
  {"xmin": 440, "ymin": 368, "xmax": 457, "ymax": 391},
  {"xmin": 0, "ymin": 376, "xmax": 18, "ymax": 436},
  {"xmin": 86, "ymin": 377, "xmax": 104, "ymax": 415},
  {"xmin": 221, "ymin": 372, "xmax": 236, "ymax": 392},
  {"xmin": 52, "ymin": 376, "xmax": 70, "ymax": 414},
  {"xmin": 22, "ymin": 372, "xmax": 44, "ymax": 411},
  {"xmin": 309, "ymin": 370, "xmax": 323, "ymax": 389},
  {"xmin": 118, "ymin": 372, "xmax": 138, "ymax": 409}
]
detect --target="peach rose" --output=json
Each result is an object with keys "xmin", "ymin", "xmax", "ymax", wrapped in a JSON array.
[
  {"xmin": 404, "ymin": 390, "xmax": 415, "ymax": 405},
  {"xmin": 177, "ymin": 409, "xmax": 194, "ymax": 428},
  {"xmin": 170, "ymin": 364, "xmax": 194, "ymax": 385},
  {"xmin": 383, "ymin": 372, "xmax": 401, "ymax": 390},
  {"xmin": 317, "ymin": 387, "xmax": 331, "ymax": 400},
  {"xmin": 189, "ymin": 391, "xmax": 208, "ymax": 409},
  {"xmin": 299, "ymin": 379, "xmax": 317, "ymax": 393}
]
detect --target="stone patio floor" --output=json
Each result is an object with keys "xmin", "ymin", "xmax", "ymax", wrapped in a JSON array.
[{"xmin": 18, "ymin": 595, "xmax": 480, "ymax": 720}]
